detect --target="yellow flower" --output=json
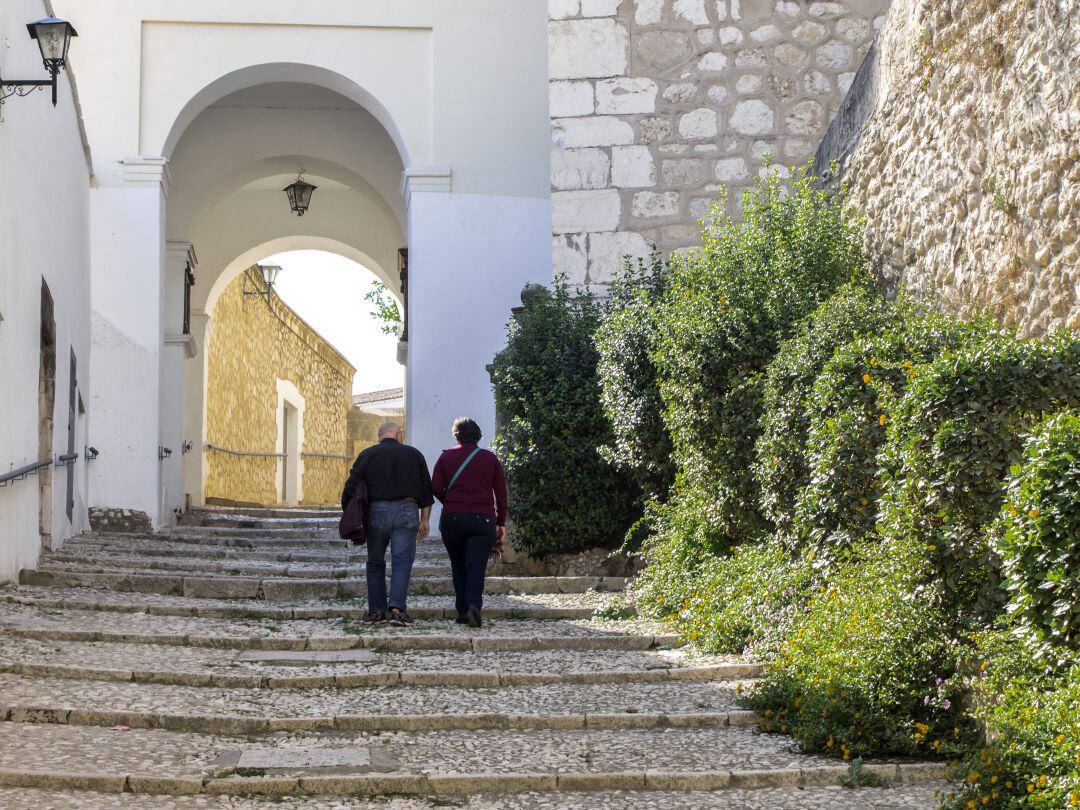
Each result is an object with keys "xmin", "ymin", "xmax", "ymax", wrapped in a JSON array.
[
  {"xmin": 929, "ymin": 544, "xmax": 937, "ymax": 552},
  {"xmin": 1029, "ymin": 508, "xmax": 1040, "ymax": 518},
  {"xmin": 870, "ymin": 356, "xmax": 877, "ymax": 365},
  {"xmin": 879, "ymin": 414, "xmax": 887, "ymax": 426},
  {"xmin": 1028, "ymin": 784, "xmax": 1035, "ymax": 793},
  {"xmin": 1056, "ymin": 734, "xmax": 1066, "ymax": 744},
  {"xmin": 1069, "ymin": 791, "xmax": 1079, "ymax": 806},
  {"xmin": 862, "ymin": 374, "xmax": 871, "ymax": 384}
]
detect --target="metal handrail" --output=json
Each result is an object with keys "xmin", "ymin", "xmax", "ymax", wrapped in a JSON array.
[
  {"xmin": 0, "ymin": 458, "xmax": 53, "ymax": 488},
  {"xmin": 204, "ymin": 443, "xmax": 285, "ymax": 459},
  {"xmin": 301, "ymin": 451, "xmax": 350, "ymax": 461}
]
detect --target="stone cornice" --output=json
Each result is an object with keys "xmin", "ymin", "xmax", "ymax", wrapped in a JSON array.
[
  {"xmin": 400, "ymin": 165, "xmax": 452, "ymax": 208},
  {"xmin": 165, "ymin": 241, "xmax": 197, "ymax": 268},
  {"xmin": 122, "ymin": 157, "xmax": 173, "ymax": 198},
  {"xmin": 164, "ymin": 333, "xmax": 197, "ymax": 359}
]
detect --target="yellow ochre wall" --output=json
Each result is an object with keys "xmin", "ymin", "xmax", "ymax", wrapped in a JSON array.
[{"xmin": 205, "ymin": 269, "xmax": 356, "ymax": 506}]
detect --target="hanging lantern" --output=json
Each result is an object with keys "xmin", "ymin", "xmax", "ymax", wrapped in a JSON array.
[{"xmin": 283, "ymin": 171, "xmax": 317, "ymax": 216}]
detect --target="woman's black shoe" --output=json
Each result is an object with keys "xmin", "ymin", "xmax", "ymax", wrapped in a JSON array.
[
  {"xmin": 466, "ymin": 605, "xmax": 482, "ymax": 628},
  {"xmin": 455, "ymin": 614, "xmax": 469, "ymax": 625}
]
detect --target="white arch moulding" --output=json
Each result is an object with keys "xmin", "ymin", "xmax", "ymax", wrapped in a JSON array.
[{"xmin": 150, "ymin": 56, "xmax": 425, "ymax": 165}]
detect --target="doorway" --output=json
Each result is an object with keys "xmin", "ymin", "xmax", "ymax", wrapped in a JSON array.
[
  {"xmin": 38, "ymin": 282, "xmax": 56, "ymax": 547},
  {"xmin": 277, "ymin": 391, "xmax": 302, "ymax": 506}
]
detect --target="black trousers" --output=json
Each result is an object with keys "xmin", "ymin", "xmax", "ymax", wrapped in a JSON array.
[{"xmin": 439, "ymin": 512, "xmax": 498, "ymax": 615}]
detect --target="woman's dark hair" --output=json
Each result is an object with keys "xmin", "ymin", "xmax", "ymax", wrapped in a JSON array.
[{"xmin": 452, "ymin": 417, "xmax": 482, "ymax": 444}]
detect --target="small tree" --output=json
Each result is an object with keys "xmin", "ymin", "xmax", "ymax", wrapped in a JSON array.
[{"xmin": 491, "ymin": 277, "xmax": 639, "ymax": 558}]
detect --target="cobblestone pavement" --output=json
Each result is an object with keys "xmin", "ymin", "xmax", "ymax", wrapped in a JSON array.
[{"xmin": 0, "ymin": 508, "xmax": 947, "ymax": 807}]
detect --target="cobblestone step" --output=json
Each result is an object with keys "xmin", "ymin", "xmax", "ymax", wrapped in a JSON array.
[
  {"xmin": 0, "ymin": 784, "xmax": 950, "ymax": 809},
  {"xmin": 62, "ymin": 538, "xmax": 364, "ymax": 563},
  {"xmin": 186, "ymin": 506, "xmax": 342, "ymax": 520},
  {"xmin": 181, "ymin": 514, "xmax": 339, "ymax": 530},
  {"xmin": 0, "ymin": 636, "xmax": 744, "ymax": 688},
  {"xmin": 2, "ymin": 626, "xmax": 682, "ymax": 653},
  {"xmin": 1, "ymin": 587, "xmax": 604, "ymax": 621},
  {"xmin": 0, "ymin": 601, "xmax": 667, "ymax": 643},
  {"xmin": 162, "ymin": 528, "xmax": 346, "ymax": 543},
  {"xmin": 70, "ymin": 534, "xmax": 453, "ymax": 564},
  {"xmin": 41, "ymin": 554, "xmax": 455, "ymax": 579},
  {"xmin": 19, "ymin": 569, "xmax": 626, "ymax": 600},
  {"xmin": 0, "ymin": 723, "xmax": 947, "ymax": 803},
  {"xmin": 0, "ymin": 673, "xmax": 755, "ymax": 732}
]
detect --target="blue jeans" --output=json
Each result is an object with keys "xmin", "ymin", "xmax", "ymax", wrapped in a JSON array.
[
  {"xmin": 366, "ymin": 500, "xmax": 419, "ymax": 613},
  {"xmin": 440, "ymin": 512, "xmax": 498, "ymax": 616}
]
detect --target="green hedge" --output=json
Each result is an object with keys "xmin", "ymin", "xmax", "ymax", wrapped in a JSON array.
[
  {"xmin": 595, "ymin": 254, "xmax": 674, "ymax": 498},
  {"xmin": 651, "ymin": 167, "xmax": 866, "ymax": 549},
  {"xmin": 879, "ymin": 331, "xmax": 1080, "ymax": 618},
  {"xmin": 793, "ymin": 311, "xmax": 997, "ymax": 565},
  {"xmin": 491, "ymin": 278, "xmax": 639, "ymax": 557},
  {"xmin": 995, "ymin": 410, "xmax": 1080, "ymax": 656},
  {"xmin": 755, "ymin": 283, "xmax": 895, "ymax": 543}
]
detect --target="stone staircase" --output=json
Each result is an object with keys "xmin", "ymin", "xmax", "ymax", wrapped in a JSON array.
[{"xmin": 0, "ymin": 507, "xmax": 947, "ymax": 808}]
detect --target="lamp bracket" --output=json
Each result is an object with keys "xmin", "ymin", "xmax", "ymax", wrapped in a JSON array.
[{"xmin": 0, "ymin": 67, "xmax": 59, "ymax": 120}]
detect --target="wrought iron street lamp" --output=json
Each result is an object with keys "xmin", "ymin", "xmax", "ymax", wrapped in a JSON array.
[
  {"xmin": 243, "ymin": 264, "xmax": 282, "ymax": 304},
  {"xmin": 0, "ymin": 18, "xmax": 78, "ymax": 109},
  {"xmin": 283, "ymin": 172, "xmax": 317, "ymax": 216}
]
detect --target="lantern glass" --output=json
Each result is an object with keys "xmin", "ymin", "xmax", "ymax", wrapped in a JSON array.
[
  {"xmin": 283, "ymin": 178, "xmax": 317, "ymax": 216},
  {"xmin": 260, "ymin": 265, "xmax": 282, "ymax": 287},
  {"xmin": 27, "ymin": 18, "xmax": 77, "ymax": 69}
]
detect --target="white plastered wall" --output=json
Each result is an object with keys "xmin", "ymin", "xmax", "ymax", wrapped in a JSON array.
[{"xmin": 0, "ymin": 0, "xmax": 93, "ymax": 580}]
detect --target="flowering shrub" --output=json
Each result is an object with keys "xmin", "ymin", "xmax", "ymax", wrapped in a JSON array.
[
  {"xmin": 638, "ymin": 537, "xmax": 816, "ymax": 656},
  {"xmin": 945, "ymin": 632, "xmax": 1080, "ymax": 810},
  {"xmin": 746, "ymin": 535, "xmax": 978, "ymax": 759},
  {"xmin": 879, "ymin": 331, "xmax": 1080, "ymax": 618},
  {"xmin": 994, "ymin": 410, "xmax": 1080, "ymax": 655}
]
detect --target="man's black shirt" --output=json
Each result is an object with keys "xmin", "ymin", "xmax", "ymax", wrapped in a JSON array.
[{"xmin": 341, "ymin": 438, "xmax": 434, "ymax": 510}]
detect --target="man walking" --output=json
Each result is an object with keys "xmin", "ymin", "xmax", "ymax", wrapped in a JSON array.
[{"xmin": 341, "ymin": 422, "xmax": 433, "ymax": 626}]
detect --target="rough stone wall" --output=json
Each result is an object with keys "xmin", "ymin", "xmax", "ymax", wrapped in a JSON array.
[
  {"xmin": 549, "ymin": 0, "xmax": 890, "ymax": 286},
  {"xmin": 205, "ymin": 271, "xmax": 355, "ymax": 505},
  {"xmin": 821, "ymin": 0, "xmax": 1079, "ymax": 335},
  {"xmin": 346, "ymin": 409, "xmax": 384, "ymax": 461}
]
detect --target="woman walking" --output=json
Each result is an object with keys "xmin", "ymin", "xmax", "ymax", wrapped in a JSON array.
[{"xmin": 431, "ymin": 417, "xmax": 508, "ymax": 628}]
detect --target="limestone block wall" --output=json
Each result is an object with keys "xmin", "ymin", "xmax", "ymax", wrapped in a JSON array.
[
  {"xmin": 819, "ymin": 0, "xmax": 1079, "ymax": 336},
  {"xmin": 205, "ymin": 270, "xmax": 355, "ymax": 505},
  {"xmin": 548, "ymin": 0, "xmax": 890, "ymax": 285}
]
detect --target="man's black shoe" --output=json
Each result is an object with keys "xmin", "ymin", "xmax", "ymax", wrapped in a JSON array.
[
  {"xmin": 360, "ymin": 611, "xmax": 386, "ymax": 624},
  {"xmin": 466, "ymin": 605, "xmax": 482, "ymax": 628}
]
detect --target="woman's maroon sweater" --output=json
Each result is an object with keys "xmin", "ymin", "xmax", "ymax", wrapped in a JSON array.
[{"xmin": 431, "ymin": 443, "xmax": 508, "ymax": 526}]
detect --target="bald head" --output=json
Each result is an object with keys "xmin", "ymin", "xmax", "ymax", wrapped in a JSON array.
[{"xmin": 378, "ymin": 422, "xmax": 403, "ymax": 442}]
